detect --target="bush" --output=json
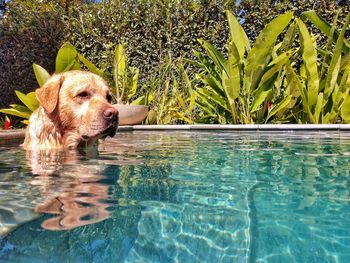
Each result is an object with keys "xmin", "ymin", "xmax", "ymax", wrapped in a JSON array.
[
  {"xmin": 238, "ymin": 0, "xmax": 350, "ymax": 41},
  {"xmin": 63, "ymin": 0, "xmax": 234, "ymax": 87},
  {"xmin": 0, "ymin": 0, "xmax": 65, "ymax": 107}
]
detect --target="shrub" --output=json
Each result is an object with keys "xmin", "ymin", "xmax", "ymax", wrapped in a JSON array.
[
  {"xmin": 189, "ymin": 10, "xmax": 350, "ymax": 124},
  {"xmin": 63, "ymin": 0, "xmax": 234, "ymax": 87},
  {"xmin": 0, "ymin": 0, "xmax": 65, "ymax": 108},
  {"xmin": 188, "ymin": 11, "xmax": 297, "ymax": 124},
  {"xmin": 237, "ymin": 0, "xmax": 350, "ymax": 42}
]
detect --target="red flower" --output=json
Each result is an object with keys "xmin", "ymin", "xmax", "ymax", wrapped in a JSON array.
[
  {"xmin": 266, "ymin": 100, "xmax": 271, "ymax": 111},
  {"xmin": 4, "ymin": 116, "xmax": 12, "ymax": 130}
]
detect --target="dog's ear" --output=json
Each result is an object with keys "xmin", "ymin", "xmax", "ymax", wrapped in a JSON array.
[{"xmin": 35, "ymin": 75, "xmax": 64, "ymax": 114}]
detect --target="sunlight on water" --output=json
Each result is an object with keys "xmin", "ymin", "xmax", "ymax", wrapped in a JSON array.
[{"xmin": 1, "ymin": 131, "xmax": 350, "ymax": 262}]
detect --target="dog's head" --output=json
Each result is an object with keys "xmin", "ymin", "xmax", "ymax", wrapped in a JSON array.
[{"xmin": 35, "ymin": 71, "xmax": 118, "ymax": 146}]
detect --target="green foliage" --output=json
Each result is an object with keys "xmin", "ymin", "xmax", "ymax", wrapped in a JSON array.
[
  {"xmin": 187, "ymin": 9, "xmax": 350, "ymax": 124},
  {"xmin": 145, "ymin": 58, "xmax": 197, "ymax": 125},
  {"xmin": 0, "ymin": 41, "xmax": 145, "ymax": 125},
  {"xmin": 0, "ymin": 91, "xmax": 39, "ymax": 124},
  {"xmin": 286, "ymin": 12, "xmax": 350, "ymax": 123},
  {"xmin": 2, "ymin": 0, "xmax": 350, "ymax": 125},
  {"xmin": 0, "ymin": 0, "xmax": 65, "ymax": 108},
  {"xmin": 63, "ymin": 0, "xmax": 234, "ymax": 88},
  {"xmin": 33, "ymin": 64, "xmax": 51, "ymax": 87},
  {"xmin": 188, "ymin": 11, "xmax": 295, "ymax": 124},
  {"xmin": 112, "ymin": 44, "xmax": 140, "ymax": 104},
  {"xmin": 55, "ymin": 42, "xmax": 81, "ymax": 72},
  {"xmin": 0, "ymin": 61, "xmax": 51, "ymax": 123},
  {"xmin": 0, "ymin": 42, "xmax": 84, "ymax": 123},
  {"xmin": 237, "ymin": 0, "xmax": 350, "ymax": 42}
]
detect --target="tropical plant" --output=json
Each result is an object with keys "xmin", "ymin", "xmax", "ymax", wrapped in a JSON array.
[
  {"xmin": 237, "ymin": 0, "xmax": 349, "ymax": 42},
  {"xmin": 0, "ymin": 90, "xmax": 38, "ymax": 125},
  {"xmin": 65, "ymin": 42, "xmax": 143, "ymax": 105},
  {"xmin": 0, "ymin": 41, "xmax": 145, "ymax": 125},
  {"xmin": 284, "ymin": 11, "xmax": 350, "ymax": 123},
  {"xmin": 111, "ymin": 44, "xmax": 140, "ymax": 104},
  {"xmin": 187, "ymin": 11, "xmax": 295, "ymax": 124},
  {"xmin": 145, "ymin": 58, "xmax": 197, "ymax": 124},
  {"xmin": 0, "ymin": 42, "xmax": 86, "ymax": 123},
  {"xmin": 0, "ymin": 42, "xmax": 82, "ymax": 123},
  {"xmin": 0, "ymin": 64, "xmax": 50, "ymax": 124}
]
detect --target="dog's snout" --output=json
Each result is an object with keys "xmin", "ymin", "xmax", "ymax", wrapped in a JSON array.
[{"xmin": 103, "ymin": 107, "xmax": 118, "ymax": 121}]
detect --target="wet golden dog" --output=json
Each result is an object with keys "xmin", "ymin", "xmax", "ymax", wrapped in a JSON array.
[{"xmin": 23, "ymin": 70, "xmax": 118, "ymax": 149}]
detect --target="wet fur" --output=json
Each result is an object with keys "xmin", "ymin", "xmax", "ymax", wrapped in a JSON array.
[{"xmin": 23, "ymin": 71, "xmax": 118, "ymax": 150}]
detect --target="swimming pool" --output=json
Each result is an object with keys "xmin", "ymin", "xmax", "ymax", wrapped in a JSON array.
[{"xmin": 0, "ymin": 130, "xmax": 350, "ymax": 262}]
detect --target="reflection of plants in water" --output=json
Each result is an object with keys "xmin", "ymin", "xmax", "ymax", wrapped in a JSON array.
[
  {"xmin": 116, "ymin": 164, "xmax": 176, "ymax": 205},
  {"xmin": 257, "ymin": 134, "xmax": 350, "ymax": 209}
]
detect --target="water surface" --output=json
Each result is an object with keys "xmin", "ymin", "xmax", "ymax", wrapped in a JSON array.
[{"xmin": 0, "ymin": 131, "xmax": 350, "ymax": 262}]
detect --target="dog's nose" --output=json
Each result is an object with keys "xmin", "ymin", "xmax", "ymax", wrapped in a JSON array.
[{"xmin": 103, "ymin": 107, "xmax": 118, "ymax": 121}]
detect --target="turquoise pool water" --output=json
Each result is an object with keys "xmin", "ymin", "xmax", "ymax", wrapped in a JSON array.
[{"xmin": 1, "ymin": 131, "xmax": 350, "ymax": 262}]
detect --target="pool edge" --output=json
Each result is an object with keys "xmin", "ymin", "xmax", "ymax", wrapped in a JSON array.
[{"xmin": 1, "ymin": 124, "xmax": 350, "ymax": 143}]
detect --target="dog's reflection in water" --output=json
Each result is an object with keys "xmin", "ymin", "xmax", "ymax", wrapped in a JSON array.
[{"xmin": 26, "ymin": 148, "xmax": 113, "ymax": 230}]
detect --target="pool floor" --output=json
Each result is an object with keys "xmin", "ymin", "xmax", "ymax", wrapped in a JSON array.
[{"xmin": 0, "ymin": 131, "xmax": 350, "ymax": 262}]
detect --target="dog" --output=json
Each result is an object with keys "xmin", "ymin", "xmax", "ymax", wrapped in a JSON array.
[{"xmin": 23, "ymin": 70, "xmax": 118, "ymax": 149}]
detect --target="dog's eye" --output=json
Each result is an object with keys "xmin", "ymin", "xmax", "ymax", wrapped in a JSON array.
[
  {"xmin": 106, "ymin": 94, "xmax": 113, "ymax": 103},
  {"xmin": 77, "ymin": 91, "xmax": 90, "ymax": 99}
]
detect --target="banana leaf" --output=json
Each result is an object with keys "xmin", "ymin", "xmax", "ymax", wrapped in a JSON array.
[
  {"xmin": 296, "ymin": 19, "xmax": 319, "ymax": 109},
  {"xmin": 301, "ymin": 11, "xmax": 350, "ymax": 53},
  {"xmin": 244, "ymin": 12, "xmax": 294, "ymax": 94},
  {"xmin": 226, "ymin": 10, "xmax": 250, "ymax": 61}
]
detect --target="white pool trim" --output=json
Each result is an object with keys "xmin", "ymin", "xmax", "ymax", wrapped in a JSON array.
[
  {"xmin": 120, "ymin": 124, "xmax": 350, "ymax": 131},
  {"xmin": 2, "ymin": 124, "xmax": 350, "ymax": 142}
]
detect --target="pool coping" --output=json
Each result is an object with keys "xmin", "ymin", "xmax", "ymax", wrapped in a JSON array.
[
  {"xmin": 2, "ymin": 124, "xmax": 350, "ymax": 141},
  {"xmin": 129, "ymin": 124, "xmax": 350, "ymax": 131}
]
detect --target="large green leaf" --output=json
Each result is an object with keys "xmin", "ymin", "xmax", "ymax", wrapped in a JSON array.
[
  {"xmin": 324, "ymin": 14, "xmax": 350, "ymax": 100},
  {"xmin": 222, "ymin": 40, "xmax": 241, "ymax": 104},
  {"xmin": 260, "ymin": 49, "xmax": 296, "ymax": 86},
  {"xmin": 314, "ymin": 93, "xmax": 324, "ymax": 123},
  {"xmin": 78, "ymin": 53, "xmax": 105, "ymax": 78},
  {"xmin": 226, "ymin": 10, "xmax": 250, "ymax": 61},
  {"xmin": 193, "ymin": 50, "xmax": 221, "ymax": 82},
  {"xmin": 9, "ymin": 104, "xmax": 31, "ymax": 113},
  {"xmin": 341, "ymin": 52, "xmax": 350, "ymax": 70},
  {"xmin": 296, "ymin": 18, "xmax": 320, "ymax": 109},
  {"xmin": 198, "ymin": 39, "xmax": 226, "ymax": 73},
  {"xmin": 301, "ymin": 11, "xmax": 350, "ymax": 54},
  {"xmin": 197, "ymin": 87, "xmax": 230, "ymax": 112},
  {"xmin": 0, "ymin": 108, "xmax": 31, "ymax": 119},
  {"xmin": 130, "ymin": 95, "xmax": 145, "ymax": 105},
  {"xmin": 127, "ymin": 67, "xmax": 139, "ymax": 99},
  {"xmin": 15, "ymin": 91, "xmax": 38, "ymax": 112},
  {"xmin": 195, "ymin": 89, "xmax": 219, "ymax": 114},
  {"xmin": 199, "ymin": 74, "xmax": 225, "ymax": 97},
  {"xmin": 281, "ymin": 21, "xmax": 297, "ymax": 51},
  {"xmin": 341, "ymin": 95, "xmax": 350, "ymax": 123},
  {"xmin": 319, "ymin": 11, "xmax": 339, "ymax": 80},
  {"xmin": 114, "ymin": 44, "xmax": 126, "ymax": 78},
  {"xmin": 244, "ymin": 12, "xmax": 293, "ymax": 93},
  {"xmin": 250, "ymin": 76, "xmax": 275, "ymax": 113},
  {"xmin": 285, "ymin": 64, "xmax": 314, "ymax": 122},
  {"xmin": 335, "ymin": 64, "xmax": 350, "ymax": 110},
  {"xmin": 26, "ymin": 92, "xmax": 40, "ymax": 110},
  {"xmin": 266, "ymin": 95, "xmax": 293, "ymax": 123},
  {"xmin": 33, "ymin": 63, "xmax": 50, "ymax": 87},
  {"xmin": 56, "ymin": 42, "xmax": 79, "ymax": 73},
  {"xmin": 113, "ymin": 44, "xmax": 127, "ymax": 100}
]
